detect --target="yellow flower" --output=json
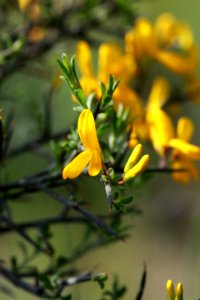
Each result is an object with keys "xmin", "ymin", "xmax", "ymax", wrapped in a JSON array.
[
  {"xmin": 125, "ymin": 13, "xmax": 198, "ymax": 75},
  {"xmin": 169, "ymin": 117, "xmax": 200, "ymax": 183},
  {"xmin": 145, "ymin": 77, "xmax": 174, "ymax": 156},
  {"xmin": 62, "ymin": 109, "xmax": 102, "ymax": 179},
  {"xmin": 76, "ymin": 41, "xmax": 102, "ymax": 98},
  {"xmin": 156, "ymin": 50, "xmax": 197, "ymax": 75},
  {"xmin": 154, "ymin": 13, "xmax": 193, "ymax": 50},
  {"xmin": 128, "ymin": 77, "xmax": 174, "ymax": 154},
  {"xmin": 154, "ymin": 13, "xmax": 197, "ymax": 75},
  {"xmin": 76, "ymin": 40, "xmax": 143, "ymax": 124},
  {"xmin": 76, "ymin": 40, "xmax": 137, "ymax": 100},
  {"xmin": 98, "ymin": 43, "xmax": 137, "ymax": 84},
  {"xmin": 146, "ymin": 107, "xmax": 174, "ymax": 156},
  {"xmin": 122, "ymin": 144, "xmax": 150, "ymax": 182},
  {"xmin": 125, "ymin": 18, "xmax": 156, "ymax": 60}
]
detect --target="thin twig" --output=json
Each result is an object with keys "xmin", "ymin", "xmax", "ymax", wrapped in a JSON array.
[
  {"xmin": 37, "ymin": 183, "xmax": 123, "ymax": 241},
  {"xmin": 0, "ymin": 265, "xmax": 45, "ymax": 297},
  {"xmin": 0, "ymin": 205, "xmax": 140, "ymax": 234},
  {"xmin": 134, "ymin": 263, "xmax": 147, "ymax": 300},
  {"xmin": 0, "ymin": 216, "xmax": 51, "ymax": 255}
]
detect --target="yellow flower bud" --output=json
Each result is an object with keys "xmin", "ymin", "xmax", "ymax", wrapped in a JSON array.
[
  {"xmin": 123, "ymin": 144, "xmax": 150, "ymax": 182},
  {"xmin": 175, "ymin": 282, "xmax": 183, "ymax": 300},
  {"xmin": 124, "ymin": 143, "xmax": 143, "ymax": 173},
  {"xmin": 166, "ymin": 279, "xmax": 175, "ymax": 300}
]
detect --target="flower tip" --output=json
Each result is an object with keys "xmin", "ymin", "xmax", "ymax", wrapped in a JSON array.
[
  {"xmin": 124, "ymin": 143, "xmax": 143, "ymax": 173},
  {"xmin": 166, "ymin": 279, "xmax": 175, "ymax": 299},
  {"xmin": 123, "ymin": 152, "xmax": 150, "ymax": 182},
  {"xmin": 62, "ymin": 168, "xmax": 68, "ymax": 180},
  {"xmin": 176, "ymin": 282, "xmax": 183, "ymax": 300}
]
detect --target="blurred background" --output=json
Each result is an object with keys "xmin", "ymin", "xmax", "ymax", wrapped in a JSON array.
[{"xmin": 1, "ymin": 0, "xmax": 200, "ymax": 299}]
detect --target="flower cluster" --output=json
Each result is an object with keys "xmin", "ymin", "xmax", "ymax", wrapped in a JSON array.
[
  {"xmin": 62, "ymin": 109, "xmax": 149, "ymax": 184},
  {"xmin": 71, "ymin": 13, "xmax": 200, "ymax": 184}
]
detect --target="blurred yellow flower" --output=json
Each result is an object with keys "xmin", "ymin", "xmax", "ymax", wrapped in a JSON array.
[
  {"xmin": 62, "ymin": 109, "xmax": 103, "ymax": 179},
  {"xmin": 129, "ymin": 77, "xmax": 173, "ymax": 153},
  {"xmin": 146, "ymin": 107, "xmax": 174, "ymax": 156},
  {"xmin": 185, "ymin": 77, "xmax": 200, "ymax": 103},
  {"xmin": 125, "ymin": 13, "xmax": 198, "ymax": 75},
  {"xmin": 169, "ymin": 117, "xmax": 200, "ymax": 183},
  {"xmin": 125, "ymin": 18, "xmax": 156, "ymax": 60},
  {"xmin": 122, "ymin": 143, "xmax": 149, "ymax": 182},
  {"xmin": 76, "ymin": 40, "xmax": 137, "ymax": 100}
]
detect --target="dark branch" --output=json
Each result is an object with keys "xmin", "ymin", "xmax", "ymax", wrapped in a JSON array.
[
  {"xmin": 0, "ymin": 265, "xmax": 44, "ymax": 297},
  {"xmin": 37, "ymin": 183, "xmax": 123, "ymax": 241}
]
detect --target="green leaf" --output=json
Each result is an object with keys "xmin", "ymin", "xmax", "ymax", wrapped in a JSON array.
[
  {"xmin": 120, "ymin": 195, "xmax": 133, "ymax": 205},
  {"xmin": 61, "ymin": 295, "xmax": 72, "ymax": 300},
  {"xmin": 93, "ymin": 273, "xmax": 108, "ymax": 289},
  {"xmin": 56, "ymin": 256, "xmax": 69, "ymax": 268},
  {"xmin": 38, "ymin": 274, "xmax": 55, "ymax": 291}
]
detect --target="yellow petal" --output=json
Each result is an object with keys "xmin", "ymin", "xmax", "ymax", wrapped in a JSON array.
[
  {"xmin": 125, "ymin": 18, "xmax": 157, "ymax": 59},
  {"xmin": 62, "ymin": 150, "xmax": 92, "ymax": 179},
  {"xmin": 98, "ymin": 43, "xmax": 137, "ymax": 83},
  {"xmin": 18, "ymin": 0, "xmax": 32, "ymax": 10},
  {"xmin": 156, "ymin": 50, "xmax": 197, "ymax": 74},
  {"xmin": 129, "ymin": 138, "xmax": 139, "ymax": 149},
  {"xmin": 129, "ymin": 118, "xmax": 148, "ymax": 148},
  {"xmin": 98, "ymin": 43, "xmax": 122, "ymax": 83},
  {"xmin": 123, "ymin": 154, "xmax": 149, "ymax": 181},
  {"xmin": 76, "ymin": 41, "xmax": 94, "ymax": 77},
  {"xmin": 155, "ymin": 13, "xmax": 194, "ymax": 52},
  {"xmin": 146, "ymin": 108, "xmax": 174, "ymax": 156},
  {"xmin": 171, "ymin": 160, "xmax": 190, "ymax": 184},
  {"xmin": 154, "ymin": 13, "xmax": 178, "ymax": 47},
  {"xmin": 171, "ymin": 156, "xmax": 199, "ymax": 183},
  {"xmin": 186, "ymin": 77, "xmax": 200, "ymax": 102},
  {"xmin": 147, "ymin": 77, "xmax": 170, "ymax": 109},
  {"xmin": 79, "ymin": 76, "xmax": 101, "ymax": 99},
  {"xmin": 177, "ymin": 117, "xmax": 194, "ymax": 141},
  {"xmin": 88, "ymin": 150, "xmax": 102, "ymax": 176},
  {"xmin": 78, "ymin": 109, "xmax": 101, "ymax": 152},
  {"xmin": 166, "ymin": 279, "xmax": 175, "ymax": 300},
  {"xmin": 124, "ymin": 144, "xmax": 143, "ymax": 173},
  {"xmin": 113, "ymin": 83, "xmax": 143, "ymax": 119},
  {"xmin": 169, "ymin": 138, "xmax": 200, "ymax": 160}
]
